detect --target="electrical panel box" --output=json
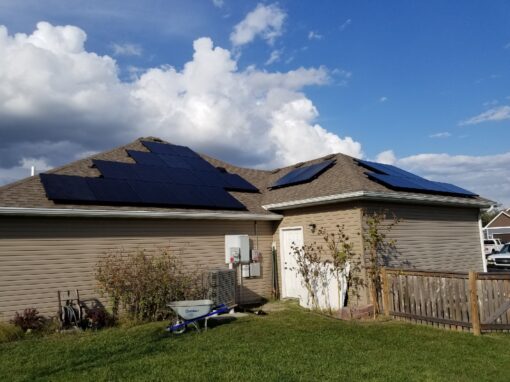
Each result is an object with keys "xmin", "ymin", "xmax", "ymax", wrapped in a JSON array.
[
  {"xmin": 251, "ymin": 250, "xmax": 261, "ymax": 262},
  {"xmin": 249, "ymin": 262, "xmax": 261, "ymax": 277},
  {"xmin": 241, "ymin": 264, "xmax": 250, "ymax": 278},
  {"xmin": 225, "ymin": 235, "xmax": 250, "ymax": 264}
]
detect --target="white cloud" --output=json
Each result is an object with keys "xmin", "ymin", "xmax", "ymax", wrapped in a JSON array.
[
  {"xmin": 390, "ymin": 152, "xmax": 510, "ymax": 206},
  {"xmin": 308, "ymin": 31, "xmax": 322, "ymax": 40},
  {"xmin": 375, "ymin": 150, "xmax": 396, "ymax": 165},
  {"xmin": 212, "ymin": 0, "xmax": 224, "ymax": 8},
  {"xmin": 0, "ymin": 22, "xmax": 362, "ymax": 185},
  {"xmin": 265, "ymin": 49, "xmax": 281, "ymax": 65},
  {"xmin": 460, "ymin": 105, "xmax": 510, "ymax": 125},
  {"xmin": 339, "ymin": 19, "xmax": 352, "ymax": 31},
  {"xmin": 230, "ymin": 3, "xmax": 286, "ymax": 47},
  {"xmin": 379, "ymin": 96, "xmax": 388, "ymax": 103},
  {"xmin": 429, "ymin": 132, "xmax": 451, "ymax": 138},
  {"xmin": 504, "ymin": 42, "xmax": 510, "ymax": 50},
  {"xmin": 111, "ymin": 42, "xmax": 142, "ymax": 56}
]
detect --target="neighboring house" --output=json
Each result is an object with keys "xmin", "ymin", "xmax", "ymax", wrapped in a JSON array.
[
  {"xmin": 484, "ymin": 209, "xmax": 510, "ymax": 243},
  {"xmin": 0, "ymin": 137, "xmax": 491, "ymax": 319}
]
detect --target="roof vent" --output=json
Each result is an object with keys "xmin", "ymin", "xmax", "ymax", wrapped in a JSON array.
[
  {"xmin": 293, "ymin": 162, "xmax": 305, "ymax": 168},
  {"xmin": 217, "ymin": 167, "xmax": 227, "ymax": 173},
  {"xmin": 323, "ymin": 154, "xmax": 336, "ymax": 160},
  {"xmin": 271, "ymin": 168, "xmax": 281, "ymax": 174}
]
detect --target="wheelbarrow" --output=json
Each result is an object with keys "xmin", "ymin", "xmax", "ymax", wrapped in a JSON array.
[{"xmin": 166, "ymin": 299, "xmax": 230, "ymax": 334}]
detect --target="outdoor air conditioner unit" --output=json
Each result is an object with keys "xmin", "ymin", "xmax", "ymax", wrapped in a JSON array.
[{"xmin": 206, "ymin": 268, "xmax": 236, "ymax": 307}]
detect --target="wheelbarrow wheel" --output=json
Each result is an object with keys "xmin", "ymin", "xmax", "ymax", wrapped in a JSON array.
[{"xmin": 171, "ymin": 317, "xmax": 186, "ymax": 335}]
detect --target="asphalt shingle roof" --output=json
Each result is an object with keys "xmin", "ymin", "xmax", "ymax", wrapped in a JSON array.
[{"xmin": 0, "ymin": 137, "xmax": 491, "ymax": 214}]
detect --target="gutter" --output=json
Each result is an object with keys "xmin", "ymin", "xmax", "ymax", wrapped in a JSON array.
[
  {"xmin": 262, "ymin": 191, "xmax": 492, "ymax": 211},
  {"xmin": 0, "ymin": 207, "xmax": 283, "ymax": 221}
]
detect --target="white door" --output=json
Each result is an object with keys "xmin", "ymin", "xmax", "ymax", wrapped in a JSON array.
[{"xmin": 280, "ymin": 227, "xmax": 304, "ymax": 298}]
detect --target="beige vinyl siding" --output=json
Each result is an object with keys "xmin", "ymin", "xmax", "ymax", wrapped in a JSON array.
[
  {"xmin": 0, "ymin": 217, "xmax": 274, "ymax": 321},
  {"xmin": 360, "ymin": 202, "xmax": 483, "ymax": 272},
  {"xmin": 273, "ymin": 202, "xmax": 368, "ymax": 305}
]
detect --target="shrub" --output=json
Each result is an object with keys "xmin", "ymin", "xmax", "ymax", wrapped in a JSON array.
[
  {"xmin": 10, "ymin": 308, "xmax": 45, "ymax": 332},
  {"xmin": 96, "ymin": 248, "xmax": 206, "ymax": 321},
  {"xmin": 84, "ymin": 306, "xmax": 114, "ymax": 329},
  {"xmin": 0, "ymin": 322, "xmax": 24, "ymax": 343}
]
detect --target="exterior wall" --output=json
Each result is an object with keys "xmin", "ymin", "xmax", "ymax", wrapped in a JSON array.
[
  {"xmin": 360, "ymin": 202, "xmax": 483, "ymax": 272},
  {"xmin": 0, "ymin": 216, "xmax": 274, "ymax": 321},
  {"xmin": 272, "ymin": 202, "xmax": 368, "ymax": 305}
]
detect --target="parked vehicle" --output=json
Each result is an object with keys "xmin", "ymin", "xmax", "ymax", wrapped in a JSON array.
[
  {"xmin": 484, "ymin": 239, "xmax": 504, "ymax": 256},
  {"xmin": 486, "ymin": 244, "xmax": 510, "ymax": 270}
]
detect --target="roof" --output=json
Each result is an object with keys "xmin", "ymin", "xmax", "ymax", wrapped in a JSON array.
[{"xmin": 0, "ymin": 137, "xmax": 492, "ymax": 219}]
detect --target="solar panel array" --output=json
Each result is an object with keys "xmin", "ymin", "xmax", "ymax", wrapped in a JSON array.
[
  {"xmin": 357, "ymin": 159, "xmax": 477, "ymax": 197},
  {"xmin": 40, "ymin": 141, "xmax": 260, "ymax": 210},
  {"xmin": 271, "ymin": 160, "xmax": 335, "ymax": 189}
]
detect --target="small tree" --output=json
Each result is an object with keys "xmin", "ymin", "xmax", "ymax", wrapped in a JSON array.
[
  {"xmin": 289, "ymin": 224, "xmax": 362, "ymax": 312},
  {"xmin": 362, "ymin": 209, "xmax": 399, "ymax": 316}
]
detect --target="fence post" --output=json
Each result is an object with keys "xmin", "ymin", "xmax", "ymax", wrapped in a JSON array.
[
  {"xmin": 381, "ymin": 267, "xmax": 390, "ymax": 316},
  {"xmin": 468, "ymin": 271, "xmax": 481, "ymax": 336}
]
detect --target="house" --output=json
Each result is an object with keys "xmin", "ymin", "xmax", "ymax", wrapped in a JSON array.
[
  {"xmin": 484, "ymin": 209, "xmax": 510, "ymax": 243},
  {"xmin": 0, "ymin": 137, "xmax": 491, "ymax": 319}
]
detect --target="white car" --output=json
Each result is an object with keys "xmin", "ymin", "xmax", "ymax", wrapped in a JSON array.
[
  {"xmin": 487, "ymin": 244, "xmax": 510, "ymax": 271},
  {"xmin": 484, "ymin": 238, "xmax": 504, "ymax": 256}
]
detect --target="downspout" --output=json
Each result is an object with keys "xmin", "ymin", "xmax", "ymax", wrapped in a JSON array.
[{"xmin": 478, "ymin": 211, "xmax": 487, "ymax": 272}]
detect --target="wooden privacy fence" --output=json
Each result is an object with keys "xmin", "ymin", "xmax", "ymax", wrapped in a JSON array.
[{"xmin": 380, "ymin": 268, "xmax": 510, "ymax": 335}]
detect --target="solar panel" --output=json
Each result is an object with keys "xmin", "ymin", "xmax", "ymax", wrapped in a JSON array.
[
  {"xmin": 194, "ymin": 170, "xmax": 227, "ymax": 188},
  {"xmin": 363, "ymin": 161, "xmax": 478, "ymax": 197},
  {"xmin": 133, "ymin": 165, "xmax": 172, "ymax": 182},
  {"xmin": 127, "ymin": 150, "xmax": 166, "ymax": 167},
  {"xmin": 357, "ymin": 159, "xmax": 423, "ymax": 180},
  {"xmin": 222, "ymin": 172, "xmax": 258, "ymax": 192},
  {"xmin": 127, "ymin": 180, "xmax": 178, "ymax": 205},
  {"xmin": 163, "ymin": 168, "xmax": 204, "ymax": 186},
  {"xmin": 142, "ymin": 141, "xmax": 197, "ymax": 158},
  {"xmin": 86, "ymin": 178, "xmax": 141, "ymax": 203},
  {"xmin": 184, "ymin": 156, "xmax": 218, "ymax": 172},
  {"xmin": 199, "ymin": 186, "xmax": 246, "ymax": 209},
  {"xmin": 40, "ymin": 174, "xmax": 96, "ymax": 202},
  {"xmin": 271, "ymin": 160, "xmax": 335, "ymax": 188},
  {"xmin": 41, "ymin": 141, "xmax": 251, "ymax": 210},
  {"xmin": 367, "ymin": 173, "xmax": 428, "ymax": 191},
  {"xmin": 157, "ymin": 154, "xmax": 193, "ymax": 169},
  {"xmin": 93, "ymin": 160, "xmax": 138, "ymax": 180}
]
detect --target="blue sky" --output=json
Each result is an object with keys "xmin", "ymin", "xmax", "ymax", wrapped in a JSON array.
[{"xmin": 0, "ymin": 1, "xmax": 509, "ymax": 204}]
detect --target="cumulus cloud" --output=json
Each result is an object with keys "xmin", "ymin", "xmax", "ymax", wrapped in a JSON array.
[
  {"xmin": 389, "ymin": 152, "xmax": 510, "ymax": 206},
  {"xmin": 0, "ymin": 22, "xmax": 362, "ymax": 185},
  {"xmin": 111, "ymin": 42, "xmax": 142, "ymax": 56},
  {"xmin": 375, "ymin": 150, "xmax": 396, "ymax": 164},
  {"xmin": 230, "ymin": 3, "xmax": 286, "ymax": 46},
  {"xmin": 460, "ymin": 105, "xmax": 510, "ymax": 125}
]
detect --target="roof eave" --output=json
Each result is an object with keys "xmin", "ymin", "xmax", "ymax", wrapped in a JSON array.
[
  {"xmin": 262, "ymin": 191, "xmax": 492, "ymax": 210},
  {"xmin": 0, "ymin": 207, "xmax": 283, "ymax": 221}
]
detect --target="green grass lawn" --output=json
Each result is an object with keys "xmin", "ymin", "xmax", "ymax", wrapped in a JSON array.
[{"xmin": 0, "ymin": 301, "xmax": 509, "ymax": 382}]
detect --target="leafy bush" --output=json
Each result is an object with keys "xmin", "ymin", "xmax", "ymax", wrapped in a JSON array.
[
  {"xmin": 10, "ymin": 308, "xmax": 45, "ymax": 332},
  {"xmin": 0, "ymin": 322, "xmax": 24, "ymax": 343},
  {"xmin": 96, "ymin": 249, "xmax": 206, "ymax": 321},
  {"xmin": 84, "ymin": 306, "xmax": 114, "ymax": 329}
]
